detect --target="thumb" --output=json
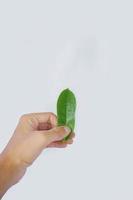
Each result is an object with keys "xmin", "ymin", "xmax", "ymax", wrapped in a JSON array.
[{"xmin": 41, "ymin": 126, "xmax": 71, "ymax": 144}]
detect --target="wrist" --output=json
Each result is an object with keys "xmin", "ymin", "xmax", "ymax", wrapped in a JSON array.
[
  {"xmin": 0, "ymin": 153, "xmax": 15, "ymax": 197},
  {"xmin": 0, "ymin": 152, "xmax": 26, "ymax": 198}
]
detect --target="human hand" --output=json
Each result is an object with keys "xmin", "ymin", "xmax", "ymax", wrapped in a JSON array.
[{"xmin": 0, "ymin": 112, "xmax": 75, "ymax": 198}]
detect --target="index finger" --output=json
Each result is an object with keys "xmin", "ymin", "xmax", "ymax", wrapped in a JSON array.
[
  {"xmin": 19, "ymin": 112, "xmax": 57, "ymax": 130},
  {"xmin": 33, "ymin": 112, "xmax": 57, "ymax": 126}
]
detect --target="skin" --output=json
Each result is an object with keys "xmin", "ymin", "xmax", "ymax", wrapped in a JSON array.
[{"xmin": 0, "ymin": 112, "xmax": 75, "ymax": 199}]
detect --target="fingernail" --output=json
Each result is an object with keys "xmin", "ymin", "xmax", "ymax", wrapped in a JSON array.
[{"xmin": 64, "ymin": 126, "xmax": 71, "ymax": 133}]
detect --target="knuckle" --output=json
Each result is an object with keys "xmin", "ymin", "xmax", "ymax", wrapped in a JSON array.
[
  {"xmin": 49, "ymin": 112, "xmax": 56, "ymax": 118},
  {"xmin": 19, "ymin": 113, "xmax": 38, "ymax": 128},
  {"xmin": 20, "ymin": 114, "xmax": 30, "ymax": 121}
]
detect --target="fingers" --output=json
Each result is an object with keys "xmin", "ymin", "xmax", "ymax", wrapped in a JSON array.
[
  {"xmin": 47, "ymin": 140, "xmax": 73, "ymax": 148},
  {"xmin": 48, "ymin": 142, "xmax": 68, "ymax": 148},
  {"xmin": 47, "ymin": 132, "xmax": 75, "ymax": 148},
  {"xmin": 67, "ymin": 132, "xmax": 75, "ymax": 140},
  {"xmin": 19, "ymin": 112, "xmax": 57, "ymax": 131},
  {"xmin": 39, "ymin": 126, "xmax": 71, "ymax": 145},
  {"xmin": 37, "ymin": 122, "xmax": 52, "ymax": 130}
]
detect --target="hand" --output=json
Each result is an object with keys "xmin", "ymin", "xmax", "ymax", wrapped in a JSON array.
[{"xmin": 0, "ymin": 112, "xmax": 75, "ymax": 198}]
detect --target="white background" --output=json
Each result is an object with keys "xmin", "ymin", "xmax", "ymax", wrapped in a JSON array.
[{"xmin": 0, "ymin": 0, "xmax": 133, "ymax": 199}]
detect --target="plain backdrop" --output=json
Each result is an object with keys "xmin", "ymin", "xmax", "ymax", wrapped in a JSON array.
[{"xmin": 0, "ymin": 0, "xmax": 133, "ymax": 199}]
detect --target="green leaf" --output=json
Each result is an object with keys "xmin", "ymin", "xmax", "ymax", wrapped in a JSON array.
[{"xmin": 57, "ymin": 88, "xmax": 76, "ymax": 140}]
